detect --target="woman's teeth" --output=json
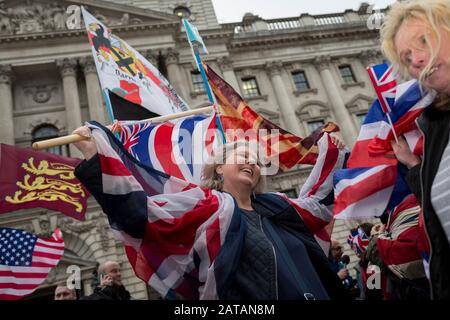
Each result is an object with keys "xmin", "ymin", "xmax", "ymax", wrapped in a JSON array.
[{"xmin": 426, "ymin": 65, "xmax": 439, "ymax": 78}]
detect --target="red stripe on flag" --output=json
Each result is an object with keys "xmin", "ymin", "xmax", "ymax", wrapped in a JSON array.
[
  {"xmin": 99, "ymin": 154, "xmax": 132, "ymax": 176},
  {"xmin": 308, "ymin": 137, "xmax": 338, "ymax": 196},
  {"xmin": 333, "ymin": 165, "xmax": 398, "ymax": 215},
  {"xmin": 0, "ymin": 270, "xmax": 48, "ymax": 278},
  {"xmin": 0, "ymin": 283, "xmax": 40, "ymax": 290},
  {"xmin": 205, "ymin": 218, "xmax": 221, "ymax": 262},
  {"xmin": 153, "ymin": 123, "xmax": 184, "ymax": 180}
]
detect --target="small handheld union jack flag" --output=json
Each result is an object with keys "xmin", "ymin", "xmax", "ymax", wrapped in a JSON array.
[{"xmin": 367, "ymin": 63, "xmax": 399, "ymax": 142}]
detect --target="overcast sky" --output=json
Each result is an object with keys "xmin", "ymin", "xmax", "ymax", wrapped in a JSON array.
[{"xmin": 211, "ymin": 0, "xmax": 397, "ymax": 23}]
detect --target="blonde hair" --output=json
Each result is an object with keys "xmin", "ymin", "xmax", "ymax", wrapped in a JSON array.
[
  {"xmin": 200, "ymin": 140, "xmax": 266, "ymax": 193},
  {"xmin": 380, "ymin": 0, "xmax": 450, "ymax": 83}
]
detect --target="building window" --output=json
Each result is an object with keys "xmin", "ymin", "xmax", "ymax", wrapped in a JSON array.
[
  {"xmin": 280, "ymin": 189, "xmax": 298, "ymax": 198},
  {"xmin": 339, "ymin": 65, "xmax": 356, "ymax": 84},
  {"xmin": 173, "ymin": 6, "xmax": 191, "ymax": 19},
  {"xmin": 242, "ymin": 77, "xmax": 261, "ymax": 98},
  {"xmin": 32, "ymin": 125, "xmax": 61, "ymax": 155},
  {"xmin": 307, "ymin": 120, "xmax": 325, "ymax": 133},
  {"xmin": 292, "ymin": 71, "xmax": 310, "ymax": 91},
  {"xmin": 356, "ymin": 113, "xmax": 367, "ymax": 126},
  {"xmin": 191, "ymin": 71, "xmax": 204, "ymax": 93}
]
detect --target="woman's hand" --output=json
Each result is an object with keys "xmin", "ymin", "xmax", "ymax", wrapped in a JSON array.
[
  {"xmin": 390, "ymin": 136, "xmax": 421, "ymax": 169},
  {"xmin": 330, "ymin": 134, "xmax": 346, "ymax": 150},
  {"xmin": 72, "ymin": 126, "xmax": 98, "ymax": 160}
]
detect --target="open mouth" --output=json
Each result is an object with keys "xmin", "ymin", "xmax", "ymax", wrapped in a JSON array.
[
  {"xmin": 240, "ymin": 168, "xmax": 253, "ymax": 176},
  {"xmin": 425, "ymin": 65, "xmax": 439, "ymax": 79}
]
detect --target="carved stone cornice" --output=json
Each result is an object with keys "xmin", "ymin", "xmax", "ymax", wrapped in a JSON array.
[
  {"xmin": 217, "ymin": 56, "xmax": 234, "ymax": 72},
  {"xmin": 360, "ymin": 49, "xmax": 381, "ymax": 67},
  {"xmin": 79, "ymin": 56, "xmax": 97, "ymax": 75},
  {"xmin": 266, "ymin": 61, "xmax": 283, "ymax": 77},
  {"xmin": 59, "ymin": 217, "xmax": 96, "ymax": 234},
  {"xmin": 56, "ymin": 58, "xmax": 78, "ymax": 78},
  {"xmin": 313, "ymin": 55, "xmax": 332, "ymax": 71},
  {"xmin": 0, "ymin": 64, "xmax": 13, "ymax": 85}
]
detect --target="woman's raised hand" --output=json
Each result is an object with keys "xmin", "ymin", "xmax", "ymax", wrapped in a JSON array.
[
  {"xmin": 390, "ymin": 135, "xmax": 421, "ymax": 169},
  {"xmin": 72, "ymin": 126, "xmax": 98, "ymax": 160}
]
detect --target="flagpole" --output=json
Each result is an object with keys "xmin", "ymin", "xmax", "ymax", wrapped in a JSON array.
[
  {"xmin": 386, "ymin": 113, "xmax": 399, "ymax": 144},
  {"xmin": 32, "ymin": 106, "xmax": 214, "ymax": 150},
  {"xmin": 183, "ymin": 18, "xmax": 226, "ymax": 143}
]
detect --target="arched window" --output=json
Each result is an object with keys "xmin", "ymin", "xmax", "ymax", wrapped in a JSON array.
[{"xmin": 32, "ymin": 125, "xmax": 61, "ymax": 155}]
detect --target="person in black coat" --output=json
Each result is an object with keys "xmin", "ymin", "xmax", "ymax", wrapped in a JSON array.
[{"xmin": 81, "ymin": 261, "xmax": 131, "ymax": 300}]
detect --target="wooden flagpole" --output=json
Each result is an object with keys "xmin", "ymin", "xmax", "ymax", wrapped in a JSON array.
[{"xmin": 32, "ymin": 106, "xmax": 214, "ymax": 151}]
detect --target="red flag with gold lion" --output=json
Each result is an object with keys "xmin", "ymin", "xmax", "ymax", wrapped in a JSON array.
[{"xmin": 0, "ymin": 144, "xmax": 88, "ymax": 220}]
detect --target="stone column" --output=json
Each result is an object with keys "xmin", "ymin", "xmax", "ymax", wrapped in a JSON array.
[
  {"xmin": 57, "ymin": 58, "xmax": 83, "ymax": 158},
  {"xmin": 0, "ymin": 65, "xmax": 15, "ymax": 144},
  {"xmin": 79, "ymin": 56, "xmax": 108, "ymax": 124},
  {"xmin": 314, "ymin": 56, "xmax": 358, "ymax": 145},
  {"xmin": 266, "ymin": 61, "xmax": 303, "ymax": 137},
  {"xmin": 217, "ymin": 56, "xmax": 242, "ymax": 95},
  {"xmin": 164, "ymin": 48, "xmax": 188, "ymax": 100}
]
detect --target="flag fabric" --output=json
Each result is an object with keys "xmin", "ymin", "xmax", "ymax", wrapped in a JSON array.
[
  {"xmin": 81, "ymin": 7, "xmax": 189, "ymax": 119},
  {"xmin": 0, "ymin": 144, "xmax": 89, "ymax": 220},
  {"xmin": 83, "ymin": 122, "xmax": 345, "ymax": 299},
  {"xmin": 0, "ymin": 228, "xmax": 64, "ymax": 300},
  {"xmin": 366, "ymin": 63, "xmax": 397, "ymax": 113},
  {"xmin": 376, "ymin": 195, "xmax": 427, "ymax": 280},
  {"xmin": 113, "ymin": 114, "xmax": 217, "ymax": 185},
  {"xmin": 204, "ymin": 64, "xmax": 339, "ymax": 170},
  {"xmin": 347, "ymin": 227, "xmax": 370, "ymax": 257},
  {"xmin": 182, "ymin": 18, "xmax": 208, "ymax": 54},
  {"xmin": 333, "ymin": 64, "xmax": 435, "ymax": 220}
]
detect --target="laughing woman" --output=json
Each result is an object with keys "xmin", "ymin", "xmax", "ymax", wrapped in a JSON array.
[
  {"xmin": 72, "ymin": 124, "xmax": 348, "ymax": 300},
  {"xmin": 381, "ymin": 0, "xmax": 450, "ymax": 299}
]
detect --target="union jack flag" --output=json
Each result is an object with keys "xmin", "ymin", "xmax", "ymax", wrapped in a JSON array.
[
  {"xmin": 333, "ymin": 63, "xmax": 435, "ymax": 220},
  {"xmin": 367, "ymin": 64, "xmax": 397, "ymax": 113},
  {"xmin": 0, "ymin": 228, "xmax": 64, "ymax": 300},
  {"xmin": 113, "ymin": 114, "xmax": 217, "ymax": 185},
  {"xmin": 79, "ymin": 123, "xmax": 346, "ymax": 299},
  {"xmin": 347, "ymin": 227, "xmax": 370, "ymax": 256}
]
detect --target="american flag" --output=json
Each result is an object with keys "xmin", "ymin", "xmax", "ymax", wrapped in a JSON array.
[{"xmin": 0, "ymin": 228, "xmax": 64, "ymax": 300}]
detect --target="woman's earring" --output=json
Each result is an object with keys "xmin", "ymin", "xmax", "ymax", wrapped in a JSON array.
[{"xmin": 218, "ymin": 175, "xmax": 224, "ymax": 183}]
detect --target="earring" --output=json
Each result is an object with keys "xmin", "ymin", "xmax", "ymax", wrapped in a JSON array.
[{"xmin": 218, "ymin": 175, "xmax": 224, "ymax": 183}]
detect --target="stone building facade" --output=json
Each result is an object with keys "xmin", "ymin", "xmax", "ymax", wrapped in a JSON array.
[{"xmin": 0, "ymin": 0, "xmax": 386, "ymax": 299}]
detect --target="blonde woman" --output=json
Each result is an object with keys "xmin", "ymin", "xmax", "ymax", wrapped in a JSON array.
[
  {"xmin": 72, "ymin": 124, "xmax": 348, "ymax": 300},
  {"xmin": 381, "ymin": 0, "xmax": 450, "ymax": 299}
]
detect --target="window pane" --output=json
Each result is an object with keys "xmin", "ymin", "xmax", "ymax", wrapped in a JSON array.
[
  {"xmin": 339, "ymin": 65, "xmax": 356, "ymax": 84},
  {"xmin": 307, "ymin": 120, "xmax": 325, "ymax": 133},
  {"xmin": 191, "ymin": 71, "xmax": 204, "ymax": 93},
  {"xmin": 292, "ymin": 71, "xmax": 310, "ymax": 91},
  {"xmin": 32, "ymin": 125, "xmax": 61, "ymax": 155},
  {"xmin": 242, "ymin": 77, "xmax": 260, "ymax": 98}
]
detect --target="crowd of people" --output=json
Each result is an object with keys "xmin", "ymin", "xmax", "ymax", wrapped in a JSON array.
[{"xmin": 52, "ymin": 0, "xmax": 450, "ymax": 300}]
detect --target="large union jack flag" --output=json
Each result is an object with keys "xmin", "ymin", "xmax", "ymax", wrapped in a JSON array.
[{"xmin": 333, "ymin": 63, "xmax": 435, "ymax": 220}]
